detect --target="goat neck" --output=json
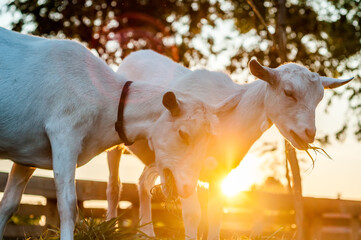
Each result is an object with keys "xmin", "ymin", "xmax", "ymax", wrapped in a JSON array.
[
  {"xmin": 201, "ymin": 80, "xmax": 272, "ymax": 180},
  {"xmin": 226, "ymin": 80, "xmax": 272, "ymax": 157},
  {"xmin": 120, "ymin": 82, "xmax": 165, "ymax": 142}
]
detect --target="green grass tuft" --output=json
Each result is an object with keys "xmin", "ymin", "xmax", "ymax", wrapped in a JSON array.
[{"xmin": 26, "ymin": 212, "xmax": 152, "ymax": 240}]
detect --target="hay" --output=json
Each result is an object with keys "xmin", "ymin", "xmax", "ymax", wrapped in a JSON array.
[
  {"xmin": 150, "ymin": 183, "xmax": 181, "ymax": 219},
  {"xmin": 304, "ymin": 144, "xmax": 332, "ymax": 171}
]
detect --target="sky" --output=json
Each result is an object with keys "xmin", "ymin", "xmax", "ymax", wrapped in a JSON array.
[{"xmin": 0, "ymin": 3, "xmax": 361, "ymax": 202}]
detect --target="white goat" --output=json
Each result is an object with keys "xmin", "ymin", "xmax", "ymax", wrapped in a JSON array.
[
  {"xmin": 106, "ymin": 50, "xmax": 353, "ymax": 239},
  {"xmin": 0, "ymin": 28, "xmax": 237, "ymax": 239}
]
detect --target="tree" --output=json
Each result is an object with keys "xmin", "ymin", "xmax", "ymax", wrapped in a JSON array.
[
  {"xmin": 5, "ymin": 1, "xmax": 359, "ymax": 118},
  {"xmin": 5, "ymin": 0, "xmax": 360, "ymax": 73},
  {"xmin": 4, "ymin": 0, "xmax": 227, "ymax": 66},
  {"xmin": 250, "ymin": 176, "xmax": 287, "ymax": 193}
]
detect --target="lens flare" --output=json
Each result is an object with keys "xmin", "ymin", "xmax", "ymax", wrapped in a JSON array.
[{"xmin": 221, "ymin": 154, "xmax": 260, "ymax": 197}]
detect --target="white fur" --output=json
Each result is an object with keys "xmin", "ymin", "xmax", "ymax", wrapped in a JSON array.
[
  {"xmin": 0, "ymin": 29, "xmax": 226, "ymax": 239},
  {"xmin": 107, "ymin": 50, "xmax": 353, "ymax": 239}
]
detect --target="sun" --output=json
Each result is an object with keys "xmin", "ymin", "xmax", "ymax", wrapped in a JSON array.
[
  {"xmin": 154, "ymin": 154, "xmax": 261, "ymax": 198},
  {"xmin": 221, "ymin": 154, "xmax": 260, "ymax": 197},
  {"xmin": 221, "ymin": 168, "xmax": 254, "ymax": 197}
]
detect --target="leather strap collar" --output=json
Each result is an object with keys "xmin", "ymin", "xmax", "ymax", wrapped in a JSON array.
[{"xmin": 115, "ymin": 81, "xmax": 134, "ymax": 146}]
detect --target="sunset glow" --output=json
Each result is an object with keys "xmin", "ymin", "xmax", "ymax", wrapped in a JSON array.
[{"xmin": 221, "ymin": 154, "xmax": 260, "ymax": 197}]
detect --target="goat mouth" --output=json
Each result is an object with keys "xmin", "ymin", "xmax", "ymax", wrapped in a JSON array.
[
  {"xmin": 163, "ymin": 168, "xmax": 178, "ymax": 200},
  {"xmin": 290, "ymin": 130, "xmax": 309, "ymax": 150}
]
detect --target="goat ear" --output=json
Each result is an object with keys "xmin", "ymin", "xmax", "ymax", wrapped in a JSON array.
[
  {"xmin": 148, "ymin": 138, "xmax": 154, "ymax": 151},
  {"xmin": 162, "ymin": 91, "xmax": 181, "ymax": 116},
  {"xmin": 249, "ymin": 58, "xmax": 275, "ymax": 85},
  {"xmin": 320, "ymin": 76, "xmax": 354, "ymax": 89},
  {"xmin": 212, "ymin": 92, "xmax": 242, "ymax": 116}
]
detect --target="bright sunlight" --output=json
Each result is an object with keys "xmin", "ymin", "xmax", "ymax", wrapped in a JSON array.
[{"xmin": 221, "ymin": 154, "xmax": 261, "ymax": 197}]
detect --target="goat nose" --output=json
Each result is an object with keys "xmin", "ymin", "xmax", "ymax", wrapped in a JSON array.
[
  {"xmin": 182, "ymin": 184, "xmax": 194, "ymax": 198},
  {"xmin": 305, "ymin": 128, "xmax": 316, "ymax": 141}
]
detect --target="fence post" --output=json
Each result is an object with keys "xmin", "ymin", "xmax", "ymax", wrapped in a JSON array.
[
  {"xmin": 351, "ymin": 214, "xmax": 360, "ymax": 240},
  {"xmin": 307, "ymin": 213, "xmax": 322, "ymax": 240},
  {"xmin": 46, "ymin": 198, "xmax": 60, "ymax": 227}
]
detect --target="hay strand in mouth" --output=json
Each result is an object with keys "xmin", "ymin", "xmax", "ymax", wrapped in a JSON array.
[
  {"xmin": 150, "ymin": 183, "xmax": 181, "ymax": 219},
  {"xmin": 304, "ymin": 144, "xmax": 332, "ymax": 171},
  {"xmin": 150, "ymin": 184, "xmax": 165, "ymax": 201},
  {"xmin": 308, "ymin": 144, "xmax": 332, "ymax": 159},
  {"xmin": 150, "ymin": 182, "xmax": 178, "ymax": 201}
]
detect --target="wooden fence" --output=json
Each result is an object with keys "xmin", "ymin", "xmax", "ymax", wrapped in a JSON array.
[
  {"xmin": 0, "ymin": 172, "xmax": 139, "ymax": 238},
  {"xmin": 1, "ymin": 172, "xmax": 361, "ymax": 239}
]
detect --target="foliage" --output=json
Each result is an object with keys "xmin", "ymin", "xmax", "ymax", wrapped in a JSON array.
[
  {"xmin": 9, "ymin": 214, "xmax": 42, "ymax": 226},
  {"xmin": 26, "ymin": 213, "xmax": 150, "ymax": 240},
  {"xmin": 4, "ymin": 0, "xmax": 360, "ymax": 70},
  {"xmin": 3, "ymin": 0, "xmax": 226, "ymax": 67},
  {"xmin": 3, "ymin": 0, "xmax": 360, "ymax": 140},
  {"xmin": 21, "ymin": 213, "xmax": 288, "ymax": 240}
]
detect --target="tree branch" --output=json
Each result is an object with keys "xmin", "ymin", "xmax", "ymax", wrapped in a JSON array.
[{"xmin": 246, "ymin": 0, "xmax": 283, "ymax": 61}]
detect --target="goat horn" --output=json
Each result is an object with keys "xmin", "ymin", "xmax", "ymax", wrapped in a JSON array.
[{"xmin": 320, "ymin": 76, "xmax": 354, "ymax": 89}]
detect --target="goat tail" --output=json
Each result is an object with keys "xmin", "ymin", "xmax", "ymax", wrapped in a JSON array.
[{"xmin": 139, "ymin": 163, "xmax": 159, "ymax": 198}]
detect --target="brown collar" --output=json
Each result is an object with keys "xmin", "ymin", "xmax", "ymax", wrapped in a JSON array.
[{"xmin": 115, "ymin": 81, "xmax": 134, "ymax": 146}]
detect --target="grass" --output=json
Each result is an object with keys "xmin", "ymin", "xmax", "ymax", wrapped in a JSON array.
[
  {"xmin": 23, "ymin": 214, "xmax": 292, "ymax": 240},
  {"xmin": 26, "ymin": 213, "xmax": 151, "ymax": 240}
]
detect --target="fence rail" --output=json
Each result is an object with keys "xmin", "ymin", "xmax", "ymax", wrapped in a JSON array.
[{"xmin": 1, "ymin": 172, "xmax": 361, "ymax": 239}]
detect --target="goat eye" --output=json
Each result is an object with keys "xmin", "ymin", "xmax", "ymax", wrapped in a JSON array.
[
  {"xmin": 284, "ymin": 89, "xmax": 296, "ymax": 100},
  {"xmin": 179, "ymin": 130, "xmax": 190, "ymax": 145}
]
